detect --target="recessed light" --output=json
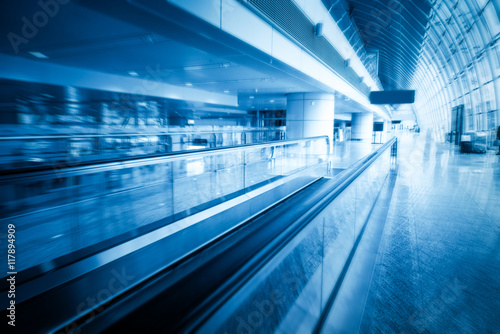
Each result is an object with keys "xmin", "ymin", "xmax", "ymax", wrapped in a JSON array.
[
  {"xmin": 128, "ymin": 71, "xmax": 139, "ymax": 76},
  {"xmin": 224, "ymin": 90, "xmax": 230, "ymax": 93},
  {"xmin": 184, "ymin": 65, "xmax": 204, "ymax": 71},
  {"xmin": 185, "ymin": 82, "xmax": 193, "ymax": 87},
  {"xmin": 249, "ymin": 96, "xmax": 255, "ymax": 99},
  {"xmin": 270, "ymin": 99, "xmax": 275, "ymax": 103},
  {"xmin": 28, "ymin": 51, "xmax": 48, "ymax": 59}
]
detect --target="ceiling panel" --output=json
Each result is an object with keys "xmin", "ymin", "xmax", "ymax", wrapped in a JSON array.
[{"xmin": 347, "ymin": 0, "xmax": 432, "ymax": 91}]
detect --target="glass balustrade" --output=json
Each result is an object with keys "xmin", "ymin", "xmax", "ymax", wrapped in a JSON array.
[
  {"xmin": 0, "ymin": 136, "xmax": 329, "ymax": 273},
  {"xmin": 195, "ymin": 141, "xmax": 394, "ymax": 334},
  {"xmin": 0, "ymin": 129, "xmax": 285, "ymax": 171}
]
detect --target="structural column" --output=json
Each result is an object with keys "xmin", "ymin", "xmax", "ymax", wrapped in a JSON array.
[
  {"xmin": 286, "ymin": 93, "xmax": 335, "ymax": 150},
  {"xmin": 383, "ymin": 119, "xmax": 391, "ymax": 142},
  {"xmin": 338, "ymin": 120, "xmax": 347, "ymax": 142},
  {"xmin": 351, "ymin": 112, "xmax": 373, "ymax": 142}
]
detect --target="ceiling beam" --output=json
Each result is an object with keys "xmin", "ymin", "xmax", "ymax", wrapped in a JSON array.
[{"xmin": 0, "ymin": 53, "xmax": 238, "ymax": 106}]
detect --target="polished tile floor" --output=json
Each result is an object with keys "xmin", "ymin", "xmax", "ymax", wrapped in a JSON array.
[{"xmin": 360, "ymin": 132, "xmax": 500, "ymax": 333}]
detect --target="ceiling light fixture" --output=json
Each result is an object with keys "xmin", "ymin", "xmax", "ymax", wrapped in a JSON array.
[
  {"xmin": 28, "ymin": 51, "xmax": 48, "ymax": 59},
  {"xmin": 184, "ymin": 65, "xmax": 204, "ymax": 71},
  {"xmin": 249, "ymin": 96, "xmax": 255, "ymax": 99},
  {"xmin": 128, "ymin": 71, "xmax": 139, "ymax": 77},
  {"xmin": 314, "ymin": 23, "xmax": 324, "ymax": 37},
  {"xmin": 185, "ymin": 82, "xmax": 193, "ymax": 87},
  {"xmin": 224, "ymin": 90, "xmax": 230, "ymax": 93}
]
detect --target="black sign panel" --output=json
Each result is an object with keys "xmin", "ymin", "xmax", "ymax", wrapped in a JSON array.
[{"xmin": 370, "ymin": 91, "xmax": 416, "ymax": 104}]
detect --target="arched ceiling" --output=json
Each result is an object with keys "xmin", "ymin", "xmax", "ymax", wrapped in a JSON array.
[
  {"xmin": 0, "ymin": 0, "xmax": 497, "ymax": 139},
  {"xmin": 413, "ymin": 0, "xmax": 499, "ymax": 139},
  {"xmin": 344, "ymin": 0, "xmax": 499, "ymax": 139},
  {"xmin": 348, "ymin": 0, "xmax": 432, "ymax": 91}
]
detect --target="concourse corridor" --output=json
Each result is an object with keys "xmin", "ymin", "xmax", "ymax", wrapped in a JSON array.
[
  {"xmin": 360, "ymin": 134, "xmax": 500, "ymax": 333},
  {"xmin": 1, "ymin": 0, "xmax": 499, "ymax": 332}
]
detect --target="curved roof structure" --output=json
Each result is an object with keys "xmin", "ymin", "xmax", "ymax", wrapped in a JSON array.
[
  {"xmin": 347, "ymin": 0, "xmax": 499, "ymax": 140},
  {"xmin": 349, "ymin": 0, "xmax": 432, "ymax": 91},
  {"xmin": 0, "ymin": 0, "xmax": 497, "ymax": 142},
  {"xmin": 414, "ymin": 0, "xmax": 499, "ymax": 140}
]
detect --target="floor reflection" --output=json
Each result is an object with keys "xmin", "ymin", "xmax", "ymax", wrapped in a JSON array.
[{"xmin": 360, "ymin": 133, "xmax": 500, "ymax": 334}]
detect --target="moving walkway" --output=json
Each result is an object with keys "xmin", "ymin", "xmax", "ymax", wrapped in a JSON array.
[{"xmin": 0, "ymin": 137, "xmax": 396, "ymax": 333}]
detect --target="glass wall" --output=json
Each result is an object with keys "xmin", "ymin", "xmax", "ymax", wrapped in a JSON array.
[
  {"xmin": 196, "ymin": 141, "xmax": 393, "ymax": 333},
  {"xmin": 0, "ymin": 129, "xmax": 285, "ymax": 171},
  {"xmin": 413, "ymin": 0, "xmax": 499, "ymax": 143},
  {"xmin": 0, "ymin": 136, "xmax": 329, "ymax": 273}
]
